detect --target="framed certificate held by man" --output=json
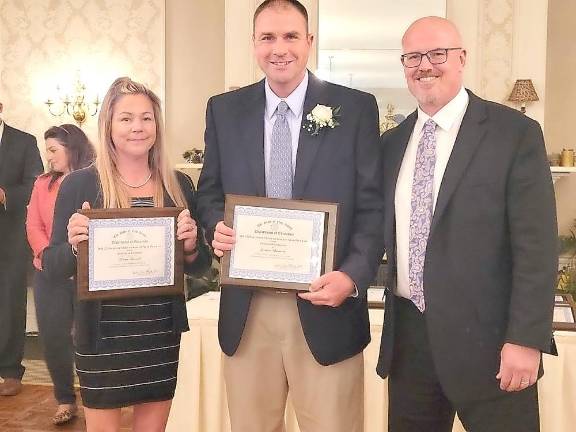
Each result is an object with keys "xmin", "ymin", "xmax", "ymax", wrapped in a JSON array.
[
  {"xmin": 220, "ymin": 194, "xmax": 339, "ymax": 292},
  {"xmin": 76, "ymin": 207, "xmax": 184, "ymax": 301}
]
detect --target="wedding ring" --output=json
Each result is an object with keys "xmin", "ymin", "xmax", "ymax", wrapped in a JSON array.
[{"xmin": 520, "ymin": 379, "xmax": 529, "ymax": 385}]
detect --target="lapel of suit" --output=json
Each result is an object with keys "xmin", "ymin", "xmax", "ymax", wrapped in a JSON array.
[
  {"xmin": 0, "ymin": 124, "xmax": 11, "ymax": 172},
  {"xmin": 0, "ymin": 123, "xmax": 16, "ymax": 179},
  {"xmin": 385, "ymin": 112, "xmax": 416, "ymax": 263},
  {"xmin": 239, "ymin": 81, "xmax": 266, "ymax": 196},
  {"xmin": 429, "ymin": 91, "xmax": 488, "ymax": 235},
  {"xmin": 292, "ymin": 73, "xmax": 327, "ymax": 198}
]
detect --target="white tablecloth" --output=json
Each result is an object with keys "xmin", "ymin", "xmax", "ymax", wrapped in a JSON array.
[{"xmin": 166, "ymin": 292, "xmax": 575, "ymax": 432}]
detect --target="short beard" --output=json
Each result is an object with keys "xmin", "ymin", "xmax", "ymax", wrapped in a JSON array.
[{"xmin": 418, "ymin": 94, "xmax": 437, "ymax": 108}]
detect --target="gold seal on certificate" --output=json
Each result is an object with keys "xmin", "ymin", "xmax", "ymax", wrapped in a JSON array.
[
  {"xmin": 76, "ymin": 207, "xmax": 184, "ymax": 301},
  {"xmin": 220, "ymin": 194, "xmax": 338, "ymax": 292}
]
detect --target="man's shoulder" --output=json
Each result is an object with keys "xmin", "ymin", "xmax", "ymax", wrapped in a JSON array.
[
  {"xmin": 321, "ymin": 80, "xmax": 374, "ymax": 102},
  {"xmin": 319, "ymin": 80, "xmax": 374, "ymax": 98},
  {"xmin": 4, "ymin": 124, "xmax": 37, "ymax": 144},
  {"xmin": 468, "ymin": 90, "xmax": 539, "ymax": 129},
  {"xmin": 208, "ymin": 81, "xmax": 264, "ymax": 107}
]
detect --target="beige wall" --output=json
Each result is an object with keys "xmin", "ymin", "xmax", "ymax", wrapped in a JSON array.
[
  {"xmin": 165, "ymin": 0, "xmax": 225, "ymax": 163},
  {"xmin": 545, "ymin": 0, "xmax": 576, "ymax": 234},
  {"xmin": 0, "ymin": 0, "xmax": 165, "ymax": 157}
]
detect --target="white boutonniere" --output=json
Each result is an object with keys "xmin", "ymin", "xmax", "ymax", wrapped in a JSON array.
[{"xmin": 302, "ymin": 104, "xmax": 341, "ymax": 136}]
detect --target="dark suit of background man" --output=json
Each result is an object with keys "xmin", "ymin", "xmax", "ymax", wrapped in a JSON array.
[
  {"xmin": 376, "ymin": 16, "xmax": 557, "ymax": 432},
  {"xmin": 0, "ymin": 102, "xmax": 43, "ymax": 396},
  {"xmin": 196, "ymin": 1, "xmax": 384, "ymax": 431}
]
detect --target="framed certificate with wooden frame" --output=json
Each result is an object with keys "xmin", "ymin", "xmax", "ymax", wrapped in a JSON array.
[
  {"xmin": 77, "ymin": 207, "xmax": 184, "ymax": 301},
  {"xmin": 554, "ymin": 292, "xmax": 576, "ymax": 331},
  {"xmin": 220, "ymin": 194, "xmax": 339, "ymax": 292}
]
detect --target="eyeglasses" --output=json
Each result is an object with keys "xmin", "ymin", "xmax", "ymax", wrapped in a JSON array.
[{"xmin": 400, "ymin": 48, "xmax": 462, "ymax": 68}]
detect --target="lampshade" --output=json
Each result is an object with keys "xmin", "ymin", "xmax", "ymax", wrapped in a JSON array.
[{"xmin": 508, "ymin": 79, "xmax": 539, "ymax": 103}]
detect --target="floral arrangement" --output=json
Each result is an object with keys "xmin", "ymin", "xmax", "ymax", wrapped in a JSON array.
[{"xmin": 182, "ymin": 148, "xmax": 204, "ymax": 164}]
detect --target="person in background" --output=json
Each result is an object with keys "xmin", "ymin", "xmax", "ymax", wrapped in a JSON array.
[
  {"xmin": 0, "ymin": 101, "xmax": 43, "ymax": 396},
  {"xmin": 42, "ymin": 77, "xmax": 210, "ymax": 432},
  {"xmin": 376, "ymin": 17, "xmax": 557, "ymax": 432},
  {"xmin": 26, "ymin": 124, "xmax": 95, "ymax": 424}
]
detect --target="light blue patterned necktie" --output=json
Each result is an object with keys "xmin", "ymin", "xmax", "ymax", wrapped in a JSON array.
[
  {"xmin": 267, "ymin": 100, "xmax": 292, "ymax": 199},
  {"xmin": 408, "ymin": 118, "xmax": 437, "ymax": 312}
]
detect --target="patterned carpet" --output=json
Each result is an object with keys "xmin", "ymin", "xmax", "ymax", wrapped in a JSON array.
[
  {"xmin": 21, "ymin": 359, "xmax": 80, "ymax": 387},
  {"xmin": 22, "ymin": 334, "xmax": 80, "ymax": 387},
  {"xmin": 21, "ymin": 359, "xmax": 53, "ymax": 386}
]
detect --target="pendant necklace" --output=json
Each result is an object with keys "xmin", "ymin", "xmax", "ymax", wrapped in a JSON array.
[{"xmin": 119, "ymin": 172, "xmax": 152, "ymax": 188}]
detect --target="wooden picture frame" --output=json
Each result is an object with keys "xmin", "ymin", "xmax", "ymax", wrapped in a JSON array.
[
  {"xmin": 77, "ymin": 207, "xmax": 183, "ymax": 301},
  {"xmin": 220, "ymin": 194, "xmax": 338, "ymax": 292}
]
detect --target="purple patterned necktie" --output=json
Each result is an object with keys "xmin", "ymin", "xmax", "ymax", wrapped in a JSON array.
[{"xmin": 408, "ymin": 118, "xmax": 437, "ymax": 312}]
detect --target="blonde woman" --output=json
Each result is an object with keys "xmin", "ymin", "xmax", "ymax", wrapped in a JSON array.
[{"xmin": 43, "ymin": 77, "xmax": 210, "ymax": 431}]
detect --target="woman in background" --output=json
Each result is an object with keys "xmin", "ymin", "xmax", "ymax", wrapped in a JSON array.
[
  {"xmin": 26, "ymin": 124, "xmax": 95, "ymax": 425},
  {"xmin": 42, "ymin": 77, "xmax": 210, "ymax": 432}
]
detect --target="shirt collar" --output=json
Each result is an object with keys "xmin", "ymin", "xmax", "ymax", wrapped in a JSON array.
[
  {"xmin": 415, "ymin": 86, "xmax": 469, "ymax": 134},
  {"xmin": 0, "ymin": 120, "xmax": 4, "ymax": 144},
  {"xmin": 265, "ymin": 71, "xmax": 309, "ymax": 120}
]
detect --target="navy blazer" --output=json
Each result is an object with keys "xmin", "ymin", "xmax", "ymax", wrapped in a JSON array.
[
  {"xmin": 197, "ymin": 73, "xmax": 385, "ymax": 365},
  {"xmin": 0, "ymin": 124, "xmax": 43, "ymax": 250}
]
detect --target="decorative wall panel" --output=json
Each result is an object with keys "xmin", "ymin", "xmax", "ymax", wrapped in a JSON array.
[{"xmin": 477, "ymin": 0, "xmax": 515, "ymax": 102}]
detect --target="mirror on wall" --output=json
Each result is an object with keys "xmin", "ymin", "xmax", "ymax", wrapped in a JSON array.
[{"xmin": 316, "ymin": 0, "xmax": 446, "ymax": 131}]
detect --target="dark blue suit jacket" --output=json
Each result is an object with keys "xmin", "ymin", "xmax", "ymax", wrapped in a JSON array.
[
  {"xmin": 197, "ymin": 73, "xmax": 385, "ymax": 365},
  {"xmin": 0, "ymin": 123, "xmax": 42, "ymax": 257}
]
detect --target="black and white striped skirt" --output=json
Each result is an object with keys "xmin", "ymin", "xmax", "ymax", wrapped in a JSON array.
[{"xmin": 75, "ymin": 297, "xmax": 181, "ymax": 409}]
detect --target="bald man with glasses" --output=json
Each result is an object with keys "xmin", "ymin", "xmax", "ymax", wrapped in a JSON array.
[{"xmin": 376, "ymin": 17, "xmax": 557, "ymax": 432}]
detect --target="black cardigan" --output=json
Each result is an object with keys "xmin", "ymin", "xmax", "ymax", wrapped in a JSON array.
[{"xmin": 42, "ymin": 165, "xmax": 211, "ymax": 353}]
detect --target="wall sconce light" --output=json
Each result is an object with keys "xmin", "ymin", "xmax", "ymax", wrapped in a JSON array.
[
  {"xmin": 45, "ymin": 74, "xmax": 100, "ymax": 127},
  {"xmin": 507, "ymin": 79, "xmax": 539, "ymax": 114}
]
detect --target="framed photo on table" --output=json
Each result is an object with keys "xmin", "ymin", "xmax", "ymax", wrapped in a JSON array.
[
  {"xmin": 77, "ymin": 207, "xmax": 184, "ymax": 301},
  {"xmin": 220, "ymin": 194, "xmax": 338, "ymax": 292},
  {"xmin": 553, "ymin": 291, "xmax": 576, "ymax": 331}
]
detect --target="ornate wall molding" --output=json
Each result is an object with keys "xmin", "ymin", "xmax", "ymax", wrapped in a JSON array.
[{"xmin": 477, "ymin": 0, "xmax": 515, "ymax": 103}]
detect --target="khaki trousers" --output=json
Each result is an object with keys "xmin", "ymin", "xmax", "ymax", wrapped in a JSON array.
[{"xmin": 223, "ymin": 291, "xmax": 364, "ymax": 432}]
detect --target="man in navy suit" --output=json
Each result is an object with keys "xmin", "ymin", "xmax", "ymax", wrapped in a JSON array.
[
  {"xmin": 0, "ymin": 102, "xmax": 43, "ymax": 396},
  {"xmin": 376, "ymin": 17, "xmax": 557, "ymax": 432},
  {"xmin": 196, "ymin": 1, "xmax": 384, "ymax": 430}
]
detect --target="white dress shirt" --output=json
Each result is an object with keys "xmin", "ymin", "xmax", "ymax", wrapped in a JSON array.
[
  {"xmin": 0, "ymin": 120, "xmax": 5, "ymax": 149},
  {"xmin": 0, "ymin": 120, "xmax": 5, "ymax": 209},
  {"xmin": 395, "ymin": 87, "xmax": 469, "ymax": 299},
  {"xmin": 264, "ymin": 71, "xmax": 308, "ymax": 179}
]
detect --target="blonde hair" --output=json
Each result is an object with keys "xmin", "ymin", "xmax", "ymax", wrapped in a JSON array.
[{"xmin": 95, "ymin": 77, "xmax": 186, "ymax": 209}]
